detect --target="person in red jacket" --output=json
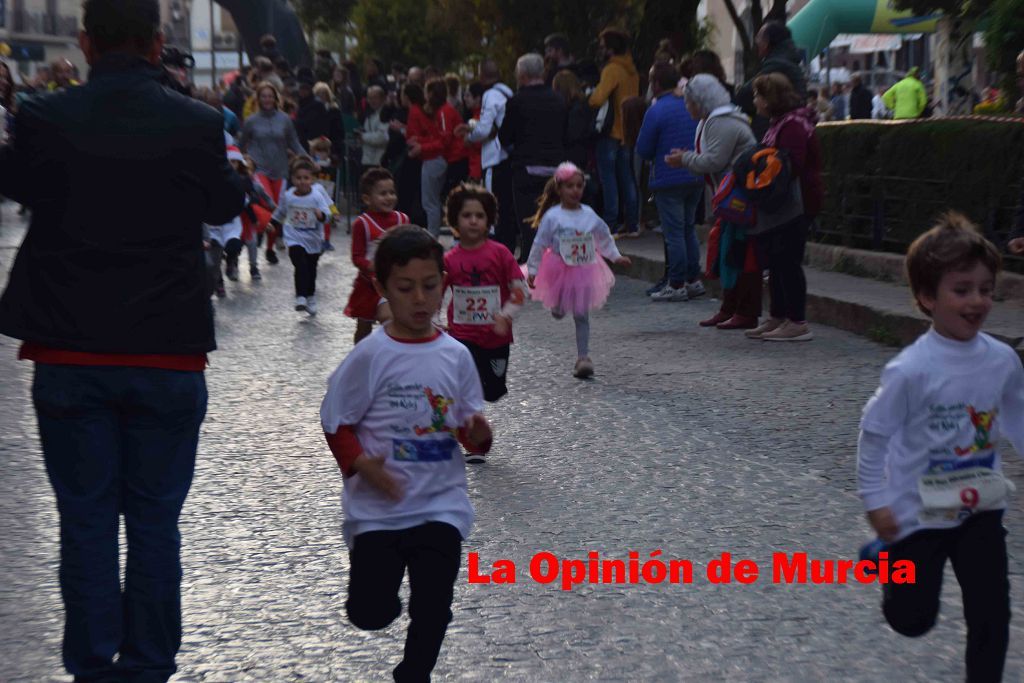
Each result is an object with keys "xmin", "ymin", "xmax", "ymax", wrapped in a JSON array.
[{"xmin": 407, "ymin": 78, "xmax": 463, "ymax": 236}]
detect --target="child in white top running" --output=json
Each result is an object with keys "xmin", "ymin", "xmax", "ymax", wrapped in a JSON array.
[
  {"xmin": 321, "ymin": 226, "xmax": 491, "ymax": 682},
  {"xmin": 525, "ymin": 162, "xmax": 631, "ymax": 378},
  {"xmin": 269, "ymin": 156, "xmax": 333, "ymax": 315},
  {"xmin": 857, "ymin": 212, "xmax": 1023, "ymax": 681}
]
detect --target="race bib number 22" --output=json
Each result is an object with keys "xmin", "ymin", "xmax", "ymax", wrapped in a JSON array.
[{"xmin": 452, "ymin": 285, "xmax": 500, "ymax": 325}]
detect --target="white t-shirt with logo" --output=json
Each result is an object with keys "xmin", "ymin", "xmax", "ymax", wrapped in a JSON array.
[
  {"xmin": 526, "ymin": 205, "xmax": 622, "ymax": 275},
  {"xmin": 320, "ymin": 326, "xmax": 485, "ymax": 546},
  {"xmin": 272, "ymin": 187, "xmax": 333, "ymax": 254},
  {"xmin": 858, "ymin": 329, "xmax": 1024, "ymax": 540}
]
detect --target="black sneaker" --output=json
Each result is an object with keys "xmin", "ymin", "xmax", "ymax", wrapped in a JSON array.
[{"xmin": 266, "ymin": 249, "xmax": 279, "ymax": 265}]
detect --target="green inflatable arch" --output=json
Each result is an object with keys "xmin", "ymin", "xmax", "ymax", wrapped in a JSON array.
[{"xmin": 788, "ymin": 0, "xmax": 943, "ymax": 58}]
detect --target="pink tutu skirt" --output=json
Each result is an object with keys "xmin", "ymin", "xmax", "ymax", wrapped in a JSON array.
[{"xmin": 531, "ymin": 249, "xmax": 615, "ymax": 316}]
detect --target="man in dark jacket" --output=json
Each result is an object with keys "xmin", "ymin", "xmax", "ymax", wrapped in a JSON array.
[
  {"xmin": 499, "ymin": 52, "xmax": 567, "ymax": 262},
  {"xmin": 294, "ymin": 76, "xmax": 333, "ymax": 151},
  {"xmin": 848, "ymin": 74, "xmax": 873, "ymax": 120},
  {"xmin": 0, "ymin": 0, "xmax": 244, "ymax": 679},
  {"xmin": 737, "ymin": 20, "xmax": 807, "ymax": 139}
]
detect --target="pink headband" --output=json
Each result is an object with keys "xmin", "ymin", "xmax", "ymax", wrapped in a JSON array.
[{"xmin": 554, "ymin": 162, "xmax": 582, "ymax": 183}]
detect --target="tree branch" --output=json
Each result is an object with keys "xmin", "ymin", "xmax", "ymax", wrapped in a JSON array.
[
  {"xmin": 766, "ymin": 0, "xmax": 788, "ymax": 22},
  {"xmin": 722, "ymin": 0, "xmax": 752, "ymax": 57},
  {"xmin": 751, "ymin": 0, "xmax": 764, "ymax": 33}
]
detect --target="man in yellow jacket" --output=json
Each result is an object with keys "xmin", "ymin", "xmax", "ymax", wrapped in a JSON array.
[
  {"xmin": 882, "ymin": 67, "xmax": 927, "ymax": 120},
  {"xmin": 589, "ymin": 27, "xmax": 640, "ymax": 235}
]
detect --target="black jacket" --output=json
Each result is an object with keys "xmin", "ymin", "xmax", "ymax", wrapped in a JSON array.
[
  {"xmin": 737, "ymin": 39, "xmax": 808, "ymax": 139},
  {"xmin": 0, "ymin": 53, "xmax": 245, "ymax": 354},
  {"xmin": 849, "ymin": 84, "xmax": 873, "ymax": 120},
  {"xmin": 498, "ymin": 84, "xmax": 567, "ymax": 168},
  {"xmin": 295, "ymin": 94, "xmax": 334, "ymax": 152}
]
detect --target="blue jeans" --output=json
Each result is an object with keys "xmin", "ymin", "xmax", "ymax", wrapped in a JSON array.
[
  {"xmin": 32, "ymin": 364, "xmax": 208, "ymax": 682},
  {"xmin": 595, "ymin": 137, "xmax": 639, "ymax": 231},
  {"xmin": 654, "ymin": 184, "xmax": 704, "ymax": 285}
]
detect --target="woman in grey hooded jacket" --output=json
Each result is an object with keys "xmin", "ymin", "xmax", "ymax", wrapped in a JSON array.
[{"xmin": 667, "ymin": 73, "xmax": 760, "ymax": 329}]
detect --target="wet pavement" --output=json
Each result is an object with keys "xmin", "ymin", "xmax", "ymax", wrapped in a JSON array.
[{"xmin": 1, "ymin": 207, "xmax": 1021, "ymax": 681}]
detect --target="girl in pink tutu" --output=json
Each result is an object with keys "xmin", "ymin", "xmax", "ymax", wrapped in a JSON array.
[{"xmin": 526, "ymin": 162, "xmax": 631, "ymax": 378}]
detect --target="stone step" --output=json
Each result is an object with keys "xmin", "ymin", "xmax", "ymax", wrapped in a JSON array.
[{"xmin": 612, "ymin": 230, "xmax": 1024, "ymax": 357}]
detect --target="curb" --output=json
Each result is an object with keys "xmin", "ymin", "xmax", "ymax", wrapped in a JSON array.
[{"xmin": 611, "ymin": 251, "xmax": 1024, "ymax": 360}]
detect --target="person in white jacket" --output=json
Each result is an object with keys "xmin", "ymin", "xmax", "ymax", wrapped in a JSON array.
[
  {"xmin": 455, "ymin": 60, "xmax": 517, "ymax": 251},
  {"xmin": 359, "ymin": 85, "xmax": 389, "ymax": 169}
]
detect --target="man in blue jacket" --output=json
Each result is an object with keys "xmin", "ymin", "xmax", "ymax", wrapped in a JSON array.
[
  {"xmin": 636, "ymin": 62, "xmax": 704, "ymax": 301},
  {"xmin": 0, "ymin": 0, "xmax": 244, "ymax": 679}
]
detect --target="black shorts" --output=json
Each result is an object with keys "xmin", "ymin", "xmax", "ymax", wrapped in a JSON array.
[{"xmin": 460, "ymin": 340, "xmax": 510, "ymax": 403}]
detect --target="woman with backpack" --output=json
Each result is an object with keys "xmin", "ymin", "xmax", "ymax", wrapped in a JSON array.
[
  {"xmin": 667, "ymin": 73, "xmax": 758, "ymax": 328},
  {"xmin": 743, "ymin": 73, "xmax": 823, "ymax": 342}
]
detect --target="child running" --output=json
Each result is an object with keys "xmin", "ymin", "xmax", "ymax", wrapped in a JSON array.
[
  {"xmin": 321, "ymin": 225, "xmax": 492, "ymax": 682},
  {"xmin": 857, "ymin": 212, "xmax": 1023, "ymax": 681},
  {"xmin": 443, "ymin": 183, "xmax": 527, "ymax": 463},
  {"xmin": 236, "ymin": 151, "xmax": 277, "ymax": 282},
  {"xmin": 269, "ymin": 156, "xmax": 333, "ymax": 315},
  {"xmin": 345, "ymin": 167, "xmax": 408, "ymax": 342},
  {"xmin": 309, "ymin": 136, "xmax": 339, "ymax": 250},
  {"xmin": 204, "ymin": 146, "xmax": 252, "ymax": 297},
  {"xmin": 526, "ymin": 162, "xmax": 631, "ymax": 378}
]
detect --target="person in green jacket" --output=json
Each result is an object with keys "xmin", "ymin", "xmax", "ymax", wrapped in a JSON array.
[{"xmin": 882, "ymin": 67, "xmax": 927, "ymax": 120}]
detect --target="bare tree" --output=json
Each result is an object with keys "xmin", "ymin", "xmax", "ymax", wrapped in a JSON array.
[{"xmin": 722, "ymin": 0, "xmax": 789, "ymax": 80}]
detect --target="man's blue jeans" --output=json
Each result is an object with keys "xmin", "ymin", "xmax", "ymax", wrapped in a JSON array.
[
  {"xmin": 654, "ymin": 183, "xmax": 704, "ymax": 285},
  {"xmin": 595, "ymin": 137, "xmax": 639, "ymax": 231},
  {"xmin": 32, "ymin": 364, "xmax": 207, "ymax": 682}
]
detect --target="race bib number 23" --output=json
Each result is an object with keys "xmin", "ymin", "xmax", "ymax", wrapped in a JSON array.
[{"xmin": 288, "ymin": 207, "xmax": 318, "ymax": 229}]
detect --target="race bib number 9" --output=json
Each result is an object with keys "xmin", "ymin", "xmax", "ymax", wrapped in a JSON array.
[
  {"xmin": 917, "ymin": 467, "xmax": 1013, "ymax": 523},
  {"xmin": 559, "ymin": 233, "xmax": 596, "ymax": 266},
  {"xmin": 288, "ymin": 207, "xmax": 318, "ymax": 230},
  {"xmin": 452, "ymin": 285, "xmax": 500, "ymax": 325}
]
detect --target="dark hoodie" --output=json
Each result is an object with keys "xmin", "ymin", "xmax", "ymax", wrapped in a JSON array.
[
  {"xmin": 295, "ymin": 93, "xmax": 333, "ymax": 152},
  {"xmin": 737, "ymin": 38, "xmax": 807, "ymax": 139}
]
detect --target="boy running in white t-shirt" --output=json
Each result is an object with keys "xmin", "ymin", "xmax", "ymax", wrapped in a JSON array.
[
  {"xmin": 857, "ymin": 212, "xmax": 1024, "ymax": 681},
  {"xmin": 321, "ymin": 226, "xmax": 492, "ymax": 682},
  {"xmin": 269, "ymin": 157, "xmax": 333, "ymax": 315}
]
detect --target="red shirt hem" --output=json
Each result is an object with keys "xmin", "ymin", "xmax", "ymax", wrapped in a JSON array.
[{"xmin": 19, "ymin": 342, "xmax": 208, "ymax": 372}]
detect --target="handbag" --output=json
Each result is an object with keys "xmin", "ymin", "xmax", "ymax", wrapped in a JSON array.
[{"xmin": 711, "ymin": 172, "xmax": 756, "ymax": 225}]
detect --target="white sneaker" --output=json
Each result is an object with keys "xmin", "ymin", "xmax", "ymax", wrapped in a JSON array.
[
  {"xmin": 650, "ymin": 284, "xmax": 688, "ymax": 302},
  {"xmin": 686, "ymin": 280, "xmax": 706, "ymax": 299},
  {"xmin": 295, "ymin": 296, "xmax": 307, "ymax": 311},
  {"xmin": 305, "ymin": 296, "xmax": 317, "ymax": 316}
]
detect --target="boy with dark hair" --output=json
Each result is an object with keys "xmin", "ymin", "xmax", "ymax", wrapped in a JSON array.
[
  {"xmin": 857, "ymin": 212, "xmax": 1023, "ymax": 681},
  {"xmin": 322, "ymin": 225, "xmax": 492, "ymax": 682}
]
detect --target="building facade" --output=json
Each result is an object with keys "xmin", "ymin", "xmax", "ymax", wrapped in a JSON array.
[{"xmin": 1, "ymin": 0, "xmax": 84, "ymax": 78}]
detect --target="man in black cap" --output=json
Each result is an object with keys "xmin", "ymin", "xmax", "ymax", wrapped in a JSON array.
[{"xmin": 0, "ymin": 0, "xmax": 244, "ymax": 679}]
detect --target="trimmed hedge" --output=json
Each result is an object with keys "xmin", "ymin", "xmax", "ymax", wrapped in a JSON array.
[{"xmin": 815, "ymin": 118, "xmax": 1024, "ymax": 272}]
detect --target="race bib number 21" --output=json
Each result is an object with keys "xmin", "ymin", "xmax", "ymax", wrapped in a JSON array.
[{"xmin": 559, "ymin": 233, "xmax": 596, "ymax": 266}]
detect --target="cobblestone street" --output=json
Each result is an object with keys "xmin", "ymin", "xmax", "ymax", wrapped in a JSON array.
[{"xmin": 2, "ymin": 211, "xmax": 1021, "ymax": 681}]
